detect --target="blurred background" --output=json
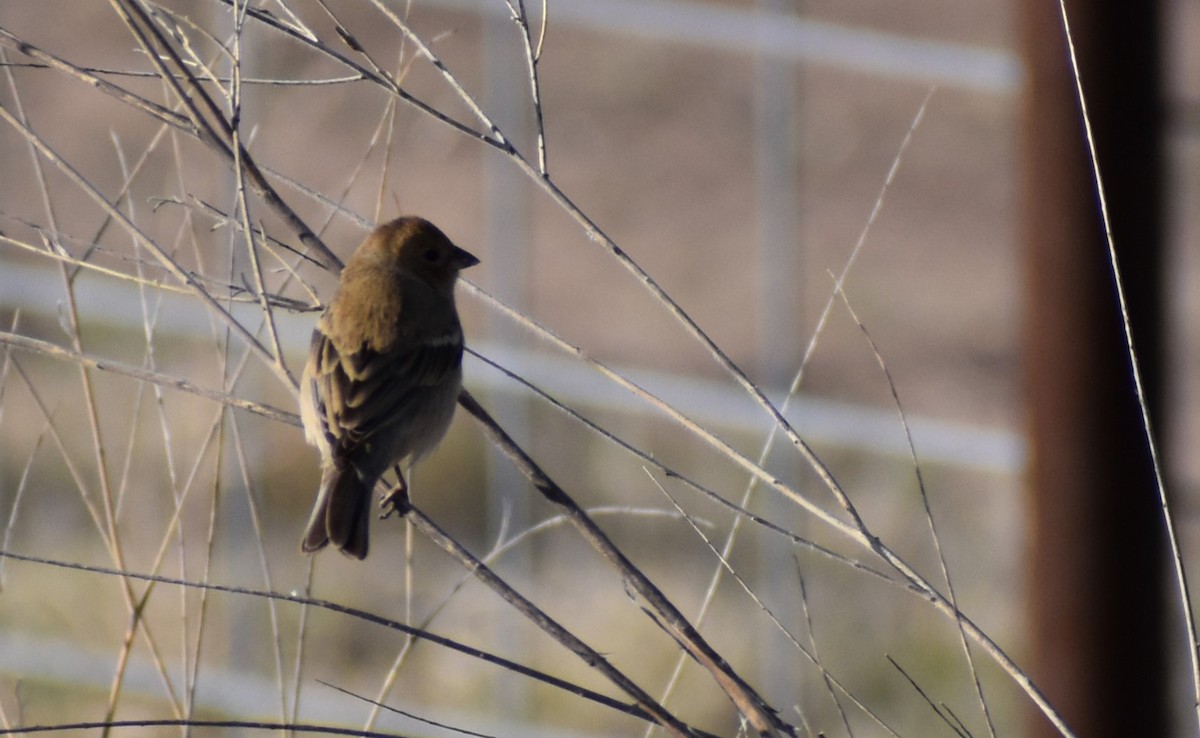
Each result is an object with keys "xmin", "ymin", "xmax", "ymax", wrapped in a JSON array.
[{"xmin": 0, "ymin": 0, "xmax": 1196, "ymax": 736}]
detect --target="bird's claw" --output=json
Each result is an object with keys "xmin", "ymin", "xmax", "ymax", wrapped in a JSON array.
[{"xmin": 379, "ymin": 483, "xmax": 410, "ymax": 519}]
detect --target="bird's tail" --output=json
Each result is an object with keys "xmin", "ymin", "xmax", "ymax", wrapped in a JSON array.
[{"xmin": 301, "ymin": 464, "xmax": 372, "ymax": 559}]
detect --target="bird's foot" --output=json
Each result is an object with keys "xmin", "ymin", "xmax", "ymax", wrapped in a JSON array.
[{"xmin": 379, "ymin": 482, "xmax": 411, "ymax": 519}]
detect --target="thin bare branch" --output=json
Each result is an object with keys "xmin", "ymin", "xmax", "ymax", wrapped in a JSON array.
[
  {"xmin": 1055, "ymin": 0, "xmax": 1198, "ymax": 725},
  {"xmin": 511, "ymin": 0, "xmax": 548, "ymax": 173},
  {"xmin": 0, "ymin": 100, "xmax": 298, "ymax": 391},
  {"xmin": 0, "ymin": 227, "xmax": 307, "ymax": 309},
  {"xmin": 392, "ymin": 497, "xmax": 702, "ymax": 738},
  {"xmin": 108, "ymin": 0, "xmax": 341, "ymax": 271},
  {"xmin": 886, "ymin": 655, "xmax": 971, "ymax": 738},
  {"xmin": 458, "ymin": 390, "xmax": 795, "ymax": 738},
  {"xmin": 836, "ymin": 280, "xmax": 995, "ymax": 736},
  {"xmin": 215, "ymin": 0, "xmax": 503, "ymax": 151},
  {"xmin": 646, "ymin": 471, "xmax": 901, "ymax": 737},
  {"xmin": 0, "ymin": 27, "xmax": 199, "ymax": 136},
  {"xmin": 0, "ymin": 550, "xmax": 695, "ymax": 732},
  {"xmin": 466, "ymin": 346, "xmax": 901, "ymax": 588},
  {"xmin": 0, "ymin": 59, "xmax": 363, "ymax": 85},
  {"xmin": 0, "ymin": 331, "xmax": 298, "ymax": 425}
]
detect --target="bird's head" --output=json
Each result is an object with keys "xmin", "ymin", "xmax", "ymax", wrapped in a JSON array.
[{"xmin": 366, "ymin": 216, "xmax": 479, "ymax": 290}]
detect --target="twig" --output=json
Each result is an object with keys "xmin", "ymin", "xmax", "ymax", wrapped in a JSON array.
[
  {"xmin": 646, "ymin": 472, "xmax": 900, "ymax": 737},
  {"xmin": 216, "ymin": 0, "xmax": 503, "ymax": 150},
  {"xmin": 0, "ymin": 27, "xmax": 198, "ymax": 135},
  {"xmin": 794, "ymin": 565, "xmax": 858, "ymax": 737},
  {"xmin": 0, "ymin": 718, "xmax": 407, "ymax": 736},
  {"xmin": 361, "ymin": 0, "xmax": 506, "ymax": 146},
  {"xmin": 0, "ymin": 59, "xmax": 364, "ymax": 85},
  {"xmin": 0, "ymin": 100, "xmax": 296, "ymax": 392},
  {"xmin": 466, "ymin": 346, "xmax": 903, "ymax": 589},
  {"xmin": 0, "ymin": 549, "xmax": 687, "ymax": 730},
  {"xmin": 1055, "ymin": 0, "xmax": 1198, "ymax": 724},
  {"xmin": 886, "ymin": 655, "xmax": 970, "ymax": 738},
  {"xmin": 229, "ymin": 413, "xmax": 291, "ymax": 723},
  {"xmin": 642, "ymin": 83, "xmax": 931, "ymax": 710},
  {"xmin": 0, "ymin": 331, "xmax": 298, "ymax": 425},
  {"xmin": 78, "ymin": 122, "xmax": 170, "ymax": 283},
  {"xmin": 320, "ymin": 681, "xmax": 498, "ymax": 738},
  {"xmin": 0, "ymin": 227, "xmax": 310, "ymax": 309},
  {"xmin": 228, "ymin": 1, "xmax": 295, "ymax": 386},
  {"xmin": 458, "ymin": 390, "xmax": 794, "ymax": 738},
  {"xmin": 835, "ymin": 280, "xmax": 995, "ymax": 736},
  {"xmin": 0, "ymin": 5, "xmax": 1077, "ymax": 732},
  {"xmin": 1, "ymin": 56, "xmax": 185, "ymax": 729},
  {"xmin": 108, "ymin": 0, "xmax": 341, "ymax": 272},
  {"xmin": 392, "ymin": 498, "xmax": 701, "ymax": 738},
  {"xmin": 510, "ymin": 0, "xmax": 548, "ymax": 173},
  {"xmin": 464, "ymin": 334, "xmax": 1063, "ymax": 731},
  {"xmin": 0, "ymin": 424, "xmax": 43, "ymax": 591}
]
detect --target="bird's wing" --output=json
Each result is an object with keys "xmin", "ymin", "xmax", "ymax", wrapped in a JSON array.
[{"xmin": 310, "ymin": 322, "xmax": 464, "ymax": 455}]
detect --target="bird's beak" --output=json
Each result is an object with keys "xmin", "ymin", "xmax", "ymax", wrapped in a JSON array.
[{"xmin": 451, "ymin": 246, "xmax": 480, "ymax": 270}]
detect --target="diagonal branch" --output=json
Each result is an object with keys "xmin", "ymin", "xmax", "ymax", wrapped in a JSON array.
[
  {"xmin": 108, "ymin": 0, "xmax": 342, "ymax": 272},
  {"xmin": 394, "ymin": 498, "xmax": 702, "ymax": 738},
  {"xmin": 457, "ymin": 390, "xmax": 795, "ymax": 738}
]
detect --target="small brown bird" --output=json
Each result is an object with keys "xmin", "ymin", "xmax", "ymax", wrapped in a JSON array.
[{"xmin": 300, "ymin": 216, "xmax": 479, "ymax": 559}]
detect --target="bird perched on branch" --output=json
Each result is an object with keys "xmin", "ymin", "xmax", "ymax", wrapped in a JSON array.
[{"xmin": 300, "ymin": 216, "xmax": 479, "ymax": 559}]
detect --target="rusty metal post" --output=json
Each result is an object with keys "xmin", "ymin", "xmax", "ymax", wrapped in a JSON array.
[{"xmin": 1019, "ymin": 0, "xmax": 1167, "ymax": 735}]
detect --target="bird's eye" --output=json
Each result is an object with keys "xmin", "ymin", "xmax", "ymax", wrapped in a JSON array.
[{"xmin": 422, "ymin": 247, "xmax": 440, "ymax": 263}]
